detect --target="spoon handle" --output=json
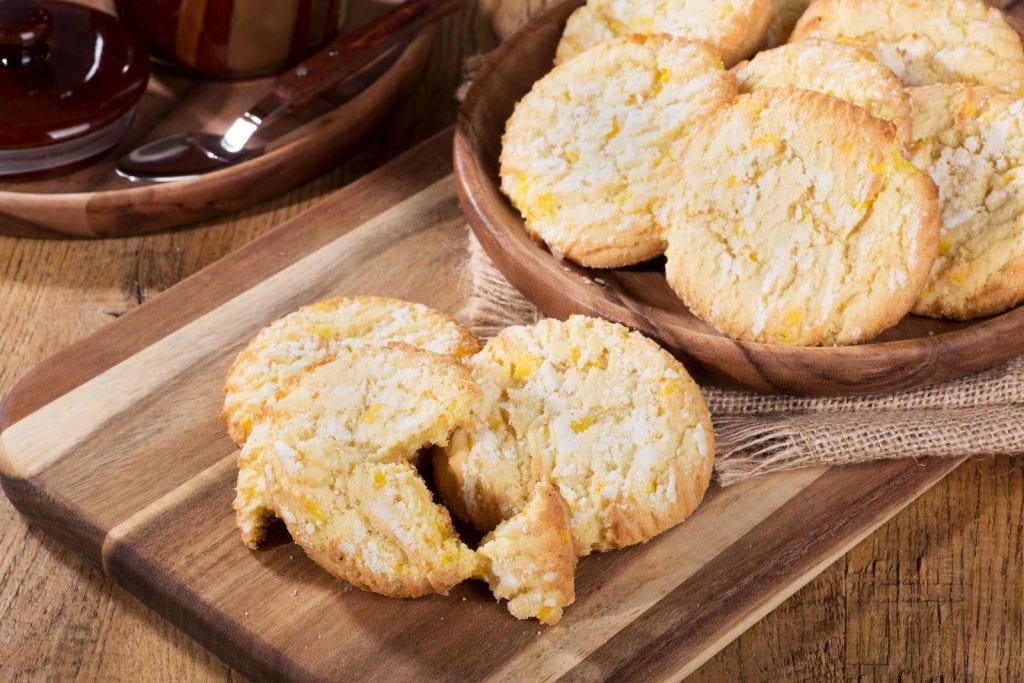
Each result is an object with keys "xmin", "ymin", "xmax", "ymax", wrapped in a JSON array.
[{"xmin": 272, "ymin": 0, "xmax": 462, "ymax": 110}]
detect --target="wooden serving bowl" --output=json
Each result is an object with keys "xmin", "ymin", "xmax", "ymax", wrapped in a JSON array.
[{"xmin": 452, "ymin": 0, "xmax": 1024, "ymax": 395}]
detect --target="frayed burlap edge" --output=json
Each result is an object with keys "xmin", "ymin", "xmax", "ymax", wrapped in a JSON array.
[
  {"xmin": 456, "ymin": 230, "xmax": 1024, "ymax": 485},
  {"xmin": 456, "ymin": 235, "xmax": 544, "ymax": 339},
  {"xmin": 713, "ymin": 406, "xmax": 1024, "ymax": 485}
]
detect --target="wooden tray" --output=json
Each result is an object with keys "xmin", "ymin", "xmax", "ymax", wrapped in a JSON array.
[
  {"xmin": 0, "ymin": 130, "xmax": 966, "ymax": 680},
  {"xmin": 0, "ymin": 0, "xmax": 433, "ymax": 239},
  {"xmin": 454, "ymin": 0, "xmax": 1024, "ymax": 396}
]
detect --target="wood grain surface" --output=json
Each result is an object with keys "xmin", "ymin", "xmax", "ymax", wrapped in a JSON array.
[
  {"xmin": 0, "ymin": 129, "xmax": 987, "ymax": 680},
  {"xmin": 0, "ymin": 0, "xmax": 434, "ymax": 238},
  {"xmin": 0, "ymin": 1, "xmax": 1021, "ymax": 680},
  {"xmin": 455, "ymin": 0, "xmax": 1024, "ymax": 397}
]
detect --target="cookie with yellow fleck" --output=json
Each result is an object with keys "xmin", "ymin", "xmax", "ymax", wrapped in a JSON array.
[
  {"xmin": 555, "ymin": 0, "xmax": 771, "ymax": 67},
  {"xmin": 789, "ymin": 0, "xmax": 1024, "ymax": 91},
  {"xmin": 235, "ymin": 343, "xmax": 481, "ymax": 597},
  {"xmin": 733, "ymin": 38, "xmax": 912, "ymax": 144},
  {"xmin": 763, "ymin": 0, "xmax": 812, "ymax": 48},
  {"xmin": 476, "ymin": 481, "xmax": 577, "ymax": 625},
  {"xmin": 908, "ymin": 85, "xmax": 1024, "ymax": 319},
  {"xmin": 662, "ymin": 89, "xmax": 939, "ymax": 345},
  {"xmin": 435, "ymin": 315, "xmax": 714, "ymax": 555},
  {"xmin": 500, "ymin": 34, "xmax": 736, "ymax": 268},
  {"xmin": 221, "ymin": 296, "xmax": 480, "ymax": 446}
]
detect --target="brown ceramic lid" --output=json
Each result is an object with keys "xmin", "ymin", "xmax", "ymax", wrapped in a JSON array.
[{"xmin": 0, "ymin": 0, "xmax": 149, "ymax": 151}]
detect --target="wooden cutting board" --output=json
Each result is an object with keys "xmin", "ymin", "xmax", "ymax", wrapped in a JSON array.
[{"xmin": 0, "ymin": 130, "xmax": 964, "ymax": 681}]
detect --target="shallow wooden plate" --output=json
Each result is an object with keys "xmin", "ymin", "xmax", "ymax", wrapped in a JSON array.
[
  {"xmin": 453, "ymin": 0, "xmax": 1024, "ymax": 395},
  {"xmin": 0, "ymin": 0, "xmax": 433, "ymax": 239}
]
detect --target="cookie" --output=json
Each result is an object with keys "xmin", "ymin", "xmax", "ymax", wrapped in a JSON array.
[
  {"xmin": 221, "ymin": 296, "xmax": 480, "ymax": 446},
  {"xmin": 662, "ymin": 89, "xmax": 939, "ymax": 345},
  {"xmin": 235, "ymin": 343, "xmax": 480, "ymax": 597},
  {"xmin": 789, "ymin": 0, "xmax": 1024, "ymax": 91},
  {"xmin": 500, "ymin": 35, "xmax": 736, "ymax": 268},
  {"xmin": 763, "ymin": 0, "xmax": 812, "ymax": 48},
  {"xmin": 343, "ymin": 461, "xmax": 478, "ymax": 597},
  {"xmin": 435, "ymin": 315, "xmax": 714, "ymax": 555},
  {"xmin": 555, "ymin": 0, "xmax": 772, "ymax": 67},
  {"xmin": 908, "ymin": 85, "xmax": 1024, "ymax": 319},
  {"xmin": 476, "ymin": 481, "xmax": 577, "ymax": 625},
  {"xmin": 734, "ymin": 38, "xmax": 912, "ymax": 144}
]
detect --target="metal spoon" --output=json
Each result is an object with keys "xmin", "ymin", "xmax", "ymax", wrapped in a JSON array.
[{"xmin": 117, "ymin": 0, "xmax": 461, "ymax": 183}]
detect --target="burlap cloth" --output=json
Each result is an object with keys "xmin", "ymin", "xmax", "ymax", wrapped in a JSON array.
[
  {"xmin": 461, "ymin": 0, "xmax": 1024, "ymax": 484},
  {"xmin": 457, "ymin": 234, "xmax": 1024, "ymax": 485}
]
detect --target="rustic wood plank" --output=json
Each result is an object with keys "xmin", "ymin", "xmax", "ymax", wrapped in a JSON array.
[
  {"xmin": 692, "ymin": 454, "xmax": 1024, "ymax": 681},
  {"xmin": 1, "ymin": 0, "xmax": 1022, "ymax": 678},
  {"xmin": 565, "ymin": 458, "xmax": 962, "ymax": 681}
]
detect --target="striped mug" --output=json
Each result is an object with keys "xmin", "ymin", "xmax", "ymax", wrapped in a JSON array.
[{"xmin": 115, "ymin": 0, "xmax": 349, "ymax": 78}]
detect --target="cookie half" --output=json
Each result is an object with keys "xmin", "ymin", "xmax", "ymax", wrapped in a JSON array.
[
  {"xmin": 734, "ymin": 38, "xmax": 912, "ymax": 144},
  {"xmin": 556, "ymin": 0, "xmax": 772, "ymax": 67},
  {"xmin": 235, "ymin": 343, "xmax": 480, "ymax": 597},
  {"xmin": 476, "ymin": 481, "xmax": 577, "ymax": 625},
  {"xmin": 909, "ymin": 85, "xmax": 1024, "ymax": 319},
  {"xmin": 500, "ymin": 35, "xmax": 736, "ymax": 268},
  {"xmin": 790, "ymin": 0, "xmax": 1024, "ymax": 91},
  {"xmin": 435, "ymin": 316, "xmax": 714, "ymax": 555},
  {"xmin": 662, "ymin": 89, "xmax": 939, "ymax": 345},
  {"xmin": 221, "ymin": 296, "xmax": 480, "ymax": 446}
]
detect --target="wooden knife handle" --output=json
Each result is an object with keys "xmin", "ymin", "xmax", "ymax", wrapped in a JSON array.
[{"xmin": 272, "ymin": 0, "xmax": 462, "ymax": 109}]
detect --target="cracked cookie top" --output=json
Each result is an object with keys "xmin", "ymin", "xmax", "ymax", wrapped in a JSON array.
[
  {"xmin": 790, "ymin": 0, "xmax": 1024, "ymax": 91},
  {"xmin": 556, "ymin": 0, "xmax": 771, "ymax": 67},
  {"xmin": 734, "ymin": 38, "xmax": 912, "ymax": 144},
  {"xmin": 435, "ymin": 315, "xmax": 714, "ymax": 555},
  {"xmin": 235, "ymin": 343, "xmax": 481, "ymax": 597},
  {"xmin": 499, "ymin": 34, "xmax": 736, "ymax": 268},
  {"xmin": 909, "ymin": 84, "xmax": 1024, "ymax": 319},
  {"xmin": 221, "ymin": 296, "xmax": 480, "ymax": 446},
  {"xmin": 662, "ymin": 88, "xmax": 940, "ymax": 345}
]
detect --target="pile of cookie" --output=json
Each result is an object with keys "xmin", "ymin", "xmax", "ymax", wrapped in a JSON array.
[
  {"xmin": 222, "ymin": 296, "xmax": 714, "ymax": 624},
  {"xmin": 500, "ymin": 0, "xmax": 1024, "ymax": 345}
]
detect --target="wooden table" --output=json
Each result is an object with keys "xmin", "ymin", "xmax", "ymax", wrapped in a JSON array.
[{"xmin": 1, "ymin": 3, "xmax": 1021, "ymax": 679}]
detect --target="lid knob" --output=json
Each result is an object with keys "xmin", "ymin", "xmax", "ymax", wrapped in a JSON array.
[{"xmin": 0, "ymin": 0, "xmax": 53, "ymax": 67}]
